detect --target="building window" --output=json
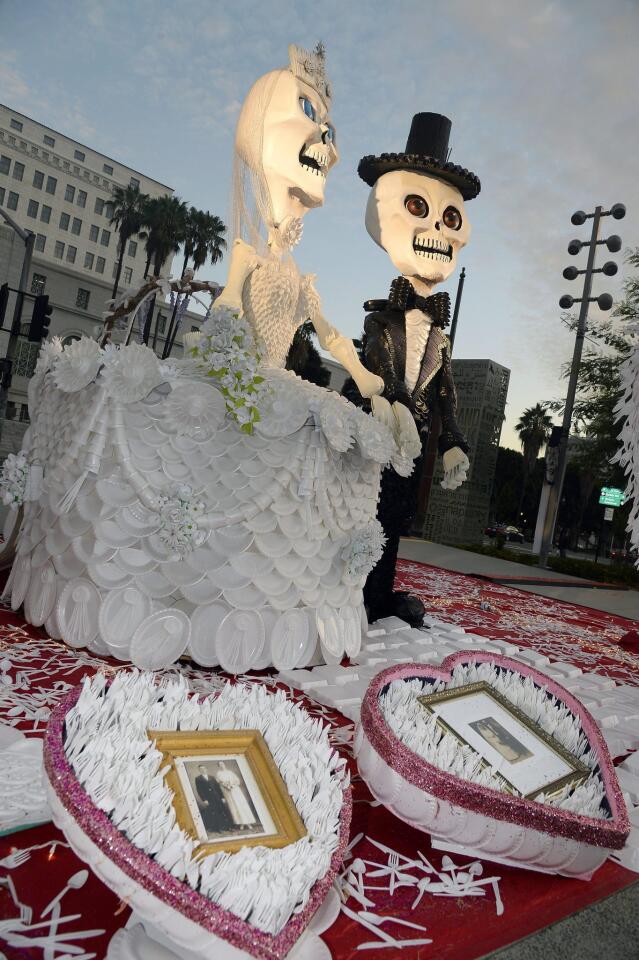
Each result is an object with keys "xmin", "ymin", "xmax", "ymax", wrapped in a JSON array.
[
  {"xmin": 31, "ymin": 273, "xmax": 47, "ymax": 295},
  {"xmin": 74, "ymin": 149, "xmax": 86, "ymax": 162},
  {"xmin": 43, "ymin": 134, "xmax": 55, "ymax": 148},
  {"xmin": 157, "ymin": 313, "xmax": 166, "ymax": 335},
  {"xmin": 100, "ymin": 229, "xmax": 110, "ymax": 247},
  {"xmin": 127, "ymin": 239, "xmax": 138, "ymax": 257},
  {"xmin": 103, "ymin": 163, "xmax": 114, "ymax": 175},
  {"xmin": 64, "ymin": 184, "xmax": 75, "ymax": 203},
  {"xmin": 59, "ymin": 212, "xmax": 70, "ymax": 230},
  {"xmin": 89, "ymin": 224, "xmax": 99, "ymax": 242},
  {"xmin": 33, "ymin": 169, "xmax": 44, "ymax": 189},
  {"xmin": 84, "ymin": 252, "xmax": 94, "ymax": 270},
  {"xmin": 130, "ymin": 177, "xmax": 140, "ymax": 189},
  {"xmin": 0, "ymin": 187, "xmax": 4, "ymax": 205},
  {"xmin": 27, "ymin": 199, "xmax": 39, "ymax": 218},
  {"xmin": 7, "ymin": 191, "xmax": 18, "ymax": 211},
  {"xmin": 123, "ymin": 266, "xmax": 133, "ymax": 285},
  {"xmin": 71, "ymin": 217, "xmax": 82, "ymax": 236},
  {"xmin": 12, "ymin": 342, "xmax": 39, "ymax": 380},
  {"xmin": 66, "ymin": 245, "xmax": 77, "ymax": 264},
  {"xmin": 10, "ymin": 118, "xmax": 23, "ymax": 132},
  {"xmin": 0, "ymin": 155, "xmax": 10, "ymax": 175},
  {"xmin": 104, "ymin": 202, "xmax": 113, "ymax": 220},
  {"xmin": 40, "ymin": 204, "xmax": 51, "ymax": 223},
  {"xmin": 13, "ymin": 162, "xmax": 25, "ymax": 182},
  {"xmin": 45, "ymin": 175, "xmax": 57, "ymax": 195},
  {"xmin": 94, "ymin": 197, "xmax": 105, "ymax": 215},
  {"xmin": 95, "ymin": 256, "xmax": 105, "ymax": 274},
  {"xmin": 54, "ymin": 241, "xmax": 65, "ymax": 259},
  {"xmin": 19, "ymin": 403, "xmax": 30, "ymax": 423},
  {"xmin": 34, "ymin": 234, "xmax": 46, "ymax": 253},
  {"xmin": 5, "ymin": 401, "xmax": 16, "ymax": 420},
  {"xmin": 76, "ymin": 288, "xmax": 90, "ymax": 310},
  {"xmin": 77, "ymin": 189, "xmax": 87, "ymax": 208}
]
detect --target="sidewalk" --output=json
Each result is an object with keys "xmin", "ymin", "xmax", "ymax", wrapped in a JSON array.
[{"xmin": 398, "ymin": 539, "xmax": 639, "ymax": 621}]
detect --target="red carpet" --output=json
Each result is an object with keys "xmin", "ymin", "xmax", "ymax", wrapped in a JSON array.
[{"xmin": 1, "ymin": 561, "xmax": 638, "ymax": 959}]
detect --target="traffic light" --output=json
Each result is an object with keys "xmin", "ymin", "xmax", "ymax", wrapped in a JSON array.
[
  {"xmin": 28, "ymin": 294, "xmax": 53, "ymax": 342},
  {"xmin": 0, "ymin": 283, "xmax": 8, "ymax": 327}
]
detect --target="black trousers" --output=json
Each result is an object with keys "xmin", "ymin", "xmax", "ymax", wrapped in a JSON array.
[{"xmin": 364, "ymin": 452, "xmax": 424, "ymax": 621}]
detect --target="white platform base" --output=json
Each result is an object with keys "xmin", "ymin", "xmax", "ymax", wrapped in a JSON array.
[{"xmin": 430, "ymin": 836, "xmax": 595, "ymax": 881}]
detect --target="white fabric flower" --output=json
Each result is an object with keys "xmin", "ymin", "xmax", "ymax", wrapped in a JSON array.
[
  {"xmin": 341, "ymin": 519, "xmax": 386, "ymax": 585},
  {"xmin": 319, "ymin": 396, "xmax": 355, "ymax": 453},
  {"xmin": 0, "ymin": 451, "xmax": 29, "ymax": 507},
  {"xmin": 52, "ymin": 337, "xmax": 104, "ymax": 393},
  {"xmin": 156, "ymin": 483, "xmax": 207, "ymax": 556},
  {"xmin": 35, "ymin": 337, "xmax": 63, "ymax": 376},
  {"xmin": 163, "ymin": 381, "xmax": 226, "ymax": 437},
  {"xmin": 100, "ymin": 342, "xmax": 162, "ymax": 403},
  {"xmin": 278, "ymin": 216, "xmax": 304, "ymax": 249},
  {"xmin": 356, "ymin": 413, "xmax": 395, "ymax": 464}
]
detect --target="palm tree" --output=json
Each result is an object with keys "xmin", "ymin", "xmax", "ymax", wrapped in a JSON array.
[
  {"xmin": 515, "ymin": 403, "xmax": 554, "ymax": 527},
  {"xmin": 138, "ymin": 195, "xmax": 187, "ymax": 344},
  {"xmin": 162, "ymin": 208, "xmax": 227, "ymax": 359},
  {"xmin": 140, "ymin": 195, "xmax": 188, "ymax": 278},
  {"xmin": 181, "ymin": 207, "xmax": 226, "ymax": 278},
  {"xmin": 110, "ymin": 184, "xmax": 149, "ymax": 298}
]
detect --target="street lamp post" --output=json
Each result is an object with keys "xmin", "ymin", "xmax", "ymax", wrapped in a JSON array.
[{"xmin": 538, "ymin": 202, "xmax": 625, "ymax": 567}]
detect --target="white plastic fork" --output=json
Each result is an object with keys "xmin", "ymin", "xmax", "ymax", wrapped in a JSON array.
[
  {"xmin": 0, "ymin": 849, "xmax": 31, "ymax": 869},
  {"xmin": 358, "ymin": 911, "xmax": 429, "ymax": 933}
]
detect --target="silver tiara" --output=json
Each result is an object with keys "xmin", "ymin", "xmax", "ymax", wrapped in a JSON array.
[{"xmin": 288, "ymin": 42, "xmax": 332, "ymax": 108}]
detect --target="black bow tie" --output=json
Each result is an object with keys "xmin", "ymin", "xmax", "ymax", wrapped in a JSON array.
[{"xmin": 388, "ymin": 277, "xmax": 451, "ymax": 328}]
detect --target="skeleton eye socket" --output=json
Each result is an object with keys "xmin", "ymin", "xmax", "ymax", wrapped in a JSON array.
[
  {"xmin": 323, "ymin": 123, "xmax": 336, "ymax": 143},
  {"xmin": 404, "ymin": 195, "xmax": 429, "ymax": 218},
  {"xmin": 299, "ymin": 97, "xmax": 317, "ymax": 122},
  {"xmin": 443, "ymin": 205, "xmax": 462, "ymax": 231}
]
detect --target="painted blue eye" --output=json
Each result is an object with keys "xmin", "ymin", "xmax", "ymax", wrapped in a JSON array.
[
  {"xmin": 324, "ymin": 123, "xmax": 335, "ymax": 143},
  {"xmin": 299, "ymin": 97, "xmax": 316, "ymax": 121}
]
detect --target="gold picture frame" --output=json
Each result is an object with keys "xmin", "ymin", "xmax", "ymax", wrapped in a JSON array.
[
  {"xmin": 148, "ymin": 729, "xmax": 307, "ymax": 856},
  {"xmin": 417, "ymin": 681, "xmax": 590, "ymax": 800}
]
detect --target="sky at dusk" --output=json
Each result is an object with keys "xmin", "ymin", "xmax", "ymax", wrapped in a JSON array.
[{"xmin": 1, "ymin": 0, "xmax": 638, "ymax": 448}]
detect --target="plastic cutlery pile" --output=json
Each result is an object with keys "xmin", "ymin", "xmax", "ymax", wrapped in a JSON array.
[{"xmin": 337, "ymin": 834, "xmax": 504, "ymax": 950}]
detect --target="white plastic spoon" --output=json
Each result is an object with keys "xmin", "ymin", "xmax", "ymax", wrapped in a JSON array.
[{"xmin": 41, "ymin": 869, "xmax": 89, "ymax": 918}]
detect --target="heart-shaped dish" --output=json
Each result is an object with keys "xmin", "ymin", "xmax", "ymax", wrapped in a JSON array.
[
  {"xmin": 356, "ymin": 652, "xmax": 629, "ymax": 879},
  {"xmin": 43, "ymin": 680, "xmax": 351, "ymax": 960}
]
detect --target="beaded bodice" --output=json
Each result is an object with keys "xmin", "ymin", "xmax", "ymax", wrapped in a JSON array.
[{"xmin": 241, "ymin": 257, "xmax": 318, "ymax": 368}]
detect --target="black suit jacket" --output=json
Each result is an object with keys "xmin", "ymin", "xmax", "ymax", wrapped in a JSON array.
[{"xmin": 362, "ymin": 305, "xmax": 468, "ymax": 456}]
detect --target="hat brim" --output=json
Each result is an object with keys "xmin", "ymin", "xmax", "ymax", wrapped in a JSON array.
[{"xmin": 358, "ymin": 153, "xmax": 480, "ymax": 200}]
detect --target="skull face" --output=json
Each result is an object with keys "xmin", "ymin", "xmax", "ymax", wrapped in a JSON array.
[
  {"xmin": 365, "ymin": 170, "xmax": 470, "ymax": 287},
  {"xmin": 257, "ymin": 69, "xmax": 338, "ymax": 227}
]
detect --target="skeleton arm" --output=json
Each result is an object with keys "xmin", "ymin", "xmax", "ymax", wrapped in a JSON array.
[
  {"xmin": 215, "ymin": 239, "xmax": 259, "ymax": 311},
  {"xmin": 303, "ymin": 278, "xmax": 384, "ymax": 400},
  {"xmin": 437, "ymin": 348, "xmax": 470, "ymax": 490}
]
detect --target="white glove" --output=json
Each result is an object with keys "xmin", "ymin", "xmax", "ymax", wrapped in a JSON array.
[{"xmin": 441, "ymin": 446, "xmax": 469, "ymax": 490}]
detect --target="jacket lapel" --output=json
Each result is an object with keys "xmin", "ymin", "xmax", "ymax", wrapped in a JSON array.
[
  {"xmin": 411, "ymin": 325, "xmax": 448, "ymax": 401},
  {"xmin": 382, "ymin": 311, "xmax": 407, "ymax": 384}
]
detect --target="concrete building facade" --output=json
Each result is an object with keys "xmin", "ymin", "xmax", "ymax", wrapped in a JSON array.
[
  {"xmin": 423, "ymin": 358, "xmax": 510, "ymax": 545},
  {"xmin": 0, "ymin": 104, "xmax": 210, "ymax": 457}
]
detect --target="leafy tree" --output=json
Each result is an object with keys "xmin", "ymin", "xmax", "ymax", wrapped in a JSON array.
[
  {"xmin": 551, "ymin": 247, "xmax": 638, "ymax": 549},
  {"xmin": 286, "ymin": 321, "xmax": 330, "ymax": 387},
  {"xmin": 181, "ymin": 207, "xmax": 226, "ymax": 278},
  {"xmin": 109, "ymin": 184, "xmax": 149, "ymax": 298},
  {"xmin": 514, "ymin": 403, "xmax": 553, "ymax": 523}
]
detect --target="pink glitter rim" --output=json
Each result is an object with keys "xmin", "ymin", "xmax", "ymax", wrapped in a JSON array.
[
  {"xmin": 360, "ymin": 652, "xmax": 629, "ymax": 850},
  {"xmin": 43, "ymin": 687, "xmax": 352, "ymax": 960}
]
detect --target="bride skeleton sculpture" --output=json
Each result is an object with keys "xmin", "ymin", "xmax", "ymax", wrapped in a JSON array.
[
  {"xmin": 354, "ymin": 113, "xmax": 480, "ymax": 625},
  {"xmin": 2, "ymin": 44, "xmax": 422, "ymax": 671}
]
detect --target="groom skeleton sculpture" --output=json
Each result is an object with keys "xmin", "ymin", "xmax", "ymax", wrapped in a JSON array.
[{"xmin": 355, "ymin": 112, "xmax": 481, "ymax": 625}]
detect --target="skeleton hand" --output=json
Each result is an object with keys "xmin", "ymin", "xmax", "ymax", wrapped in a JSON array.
[
  {"xmin": 215, "ymin": 238, "xmax": 257, "ymax": 312},
  {"xmin": 441, "ymin": 446, "xmax": 469, "ymax": 490},
  {"xmin": 391, "ymin": 401, "xmax": 421, "ymax": 460}
]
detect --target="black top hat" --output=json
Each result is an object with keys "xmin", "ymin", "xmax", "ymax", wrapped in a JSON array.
[{"xmin": 358, "ymin": 112, "xmax": 480, "ymax": 200}]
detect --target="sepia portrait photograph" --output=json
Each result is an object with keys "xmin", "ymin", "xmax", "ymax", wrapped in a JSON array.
[
  {"xmin": 468, "ymin": 716, "xmax": 533, "ymax": 765},
  {"xmin": 176, "ymin": 752, "xmax": 277, "ymax": 845}
]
